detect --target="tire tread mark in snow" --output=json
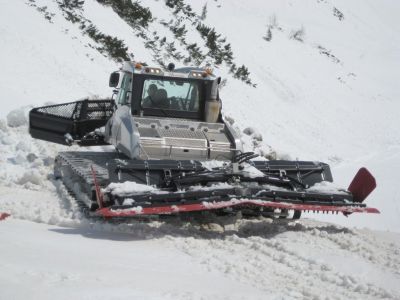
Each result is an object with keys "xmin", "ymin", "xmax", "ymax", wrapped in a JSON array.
[
  {"xmin": 171, "ymin": 220, "xmax": 398, "ymax": 300},
  {"xmin": 306, "ymin": 225, "xmax": 400, "ymax": 274}
]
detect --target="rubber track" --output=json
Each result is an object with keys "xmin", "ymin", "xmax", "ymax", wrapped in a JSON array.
[{"xmin": 55, "ymin": 151, "xmax": 120, "ymax": 219}]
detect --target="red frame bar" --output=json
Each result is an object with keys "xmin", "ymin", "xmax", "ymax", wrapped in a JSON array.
[
  {"xmin": 0, "ymin": 213, "xmax": 11, "ymax": 221},
  {"xmin": 91, "ymin": 165, "xmax": 104, "ymax": 209}
]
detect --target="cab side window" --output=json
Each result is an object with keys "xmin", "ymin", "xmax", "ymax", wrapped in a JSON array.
[{"xmin": 117, "ymin": 74, "xmax": 133, "ymax": 105}]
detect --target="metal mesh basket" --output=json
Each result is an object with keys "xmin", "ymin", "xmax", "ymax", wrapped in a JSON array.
[
  {"xmin": 29, "ymin": 99, "xmax": 116, "ymax": 146},
  {"xmin": 34, "ymin": 99, "xmax": 115, "ymax": 121},
  {"xmin": 36, "ymin": 102, "xmax": 80, "ymax": 119},
  {"xmin": 85, "ymin": 100, "xmax": 115, "ymax": 120}
]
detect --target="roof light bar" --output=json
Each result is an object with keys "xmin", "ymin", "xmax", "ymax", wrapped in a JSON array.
[
  {"xmin": 190, "ymin": 71, "xmax": 204, "ymax": 78},
  {"xmin": 143, "ymin": 67, "xmax": 163, "ymax": 75}
]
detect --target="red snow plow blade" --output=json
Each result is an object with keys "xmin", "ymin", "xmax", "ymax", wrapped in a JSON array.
[{"xmin": 95, "ymin": 199, "xmax": 379, "ymax": 218}]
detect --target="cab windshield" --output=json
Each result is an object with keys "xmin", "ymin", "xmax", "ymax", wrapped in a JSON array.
[{"xmin": 141, "ymin": 79, "xmax": 200, "ymax": 112}]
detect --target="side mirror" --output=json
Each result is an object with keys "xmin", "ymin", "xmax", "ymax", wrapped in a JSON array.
[{"xmin": 109, "ymin": 72, "xmax": 120, "ymax": 88}]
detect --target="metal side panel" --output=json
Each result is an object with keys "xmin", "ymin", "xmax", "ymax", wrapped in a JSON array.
[
  {"xmin": 105, "ymin": 105, "xmax": 141, "ymax": 159},
  {"xmin": 223, "ymin": 116, "xmax": 244, "ymax": 154},
  {"xmin": 204, "ymin": 131, "xmax": 232, "ymax": 160},
  {"xmin": 135, "ymin": 116, "xmax": 235, "ymax": 160}
]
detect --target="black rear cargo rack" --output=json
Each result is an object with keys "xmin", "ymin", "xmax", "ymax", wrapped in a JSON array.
[{"xmin": 29, "ymin": 99, "xmax": 115, "ymax": 146}]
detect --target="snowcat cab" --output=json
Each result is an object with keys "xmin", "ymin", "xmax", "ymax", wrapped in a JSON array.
[
  {"xmin": 28, "ymin": 62, "xmax": 379, "ymax": 219},
  {"xmin": 103, "ymin": 62, "xmax": 241, "ymax": 161}
]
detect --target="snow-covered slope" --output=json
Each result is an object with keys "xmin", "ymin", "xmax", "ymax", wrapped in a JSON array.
[
  {"xmin": 1, "ymin": 214, "xmax": 400, "ymax": 299},
  {"xmin": 204, "ymin": 0, "xmax": 400, "ymax": 161},
  {"xmin": 1, "ymin": 1, "xmax": 400, "ymax": 299},
  {"xmin": 0, "ymin": 1, "xmax": 111, "ymax": 112}
]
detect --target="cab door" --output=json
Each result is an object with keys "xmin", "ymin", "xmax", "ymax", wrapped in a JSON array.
[
  {"xmin": 116, "ymin": 73, "xmax": 133, "ymax": 107},
  {"xmin": 106, "ymin": 72, "xmax": 132, "ymax": 144},
  {"xmin": 105, "ymin": 73, "xmax": 141, "ymax": 158}
]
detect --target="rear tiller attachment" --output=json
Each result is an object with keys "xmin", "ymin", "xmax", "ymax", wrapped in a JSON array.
[{"xmin": 88, "ymin": 153, "xmax": 379, "ymax": 219}]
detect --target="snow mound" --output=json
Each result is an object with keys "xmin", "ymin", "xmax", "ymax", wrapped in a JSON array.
[
  {"xmin": 201, "ymin": 160, "xmax": 227, "ymax": 170},
  {"xmin": 307, "ymin": 180, "xmax": 347, "ymax": 194},
  {"xmin": 6, "ymin": 107, "xmax": 29, "ymax": 127},
  {"xmin": 17, "ymin": 169, "xmax": 43, "ymax": 186}
]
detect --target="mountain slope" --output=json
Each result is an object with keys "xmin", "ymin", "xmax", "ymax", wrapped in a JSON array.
[{"xmin": 2, "ymin": 0, "xmax": 399, "ymax": 160}]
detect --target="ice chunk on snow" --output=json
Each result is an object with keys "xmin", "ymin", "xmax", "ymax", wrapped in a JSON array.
[
  {"xmin": 242, "ymin": 163, "xmax": 265, "ymax": 178},
  {"xmin": 113, "ymin": 206, "xmax": 143, "ymax": 214},
  {"xmin": 122, "ymin": 198, "xmax": 135, "ymax": 205},
  {"xmin": 17, "ymin": 169, "xmax": 42, "ymax": 185},
  {"xmin": 189, "ymin": 182, "xmax": 233, "ymax": 191},
  {"xmin": 104, "ymin": 181, "xmax": 156, "ymax": 196},
  {"xmin": 6, "ymin": 108, "xmax": 28, "ymax": 127},
  {"xmin": 94, "ymin": 126, "xmax": 105, "ymax": 136},
  {"xmin": 307, "ymin": 181, "xmax": 347, "ymax": 194},
  {"xmin": 201, "ymin": 160, "xmax": 226, "ymax": 171},
  {"xmin": 0, "ymin": 119, "xmax": 8, "ymax": 132},
  {"xmin": 132, "ymin": 206, "xmax": 143, "ymax": 214},
  {"xmin": 202, "ymin": 160, "xmax": 265, "ymax": 178},
  {"xmin": 243, "ymin": 127, "xmax": 263, "ymax": 141},
  {"xmin": 16, "ymin": 140, "xmax": 31, "ymax": 152}
]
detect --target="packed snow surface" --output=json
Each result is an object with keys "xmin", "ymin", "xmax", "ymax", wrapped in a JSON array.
[
  {"xmin": 1, "ymin": 0, "xmax": 400, "ymax": 299},
  {"xmin": 1, "ymin": 215, "xmax": 400, "ymax": 300}
]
